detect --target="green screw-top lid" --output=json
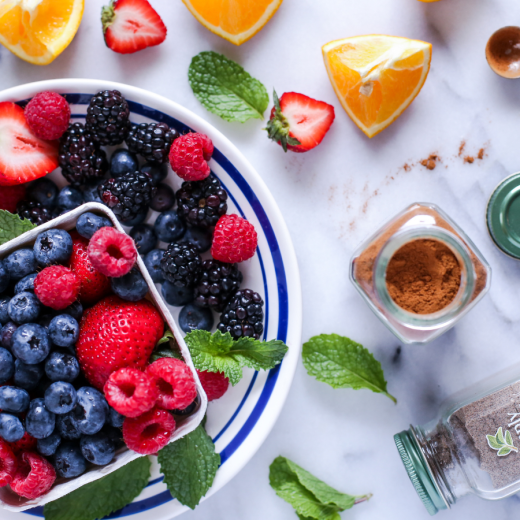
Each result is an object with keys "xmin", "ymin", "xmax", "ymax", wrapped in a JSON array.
[
  {"xmin": 487, "ymin": 172, "xmax": 520, "ymax": 259},
  {"xmin": 394, "ymin": 429, "xmax": 447, "ymax": 516}
]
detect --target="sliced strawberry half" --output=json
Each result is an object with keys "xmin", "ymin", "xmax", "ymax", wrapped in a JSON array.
[
  {"xmin": 102, "ymin": 0, "xmax": 167, "ymax": 54},
  {"xmin": 0, "ymin": 102, "xmax": 59, "ymax": 186},
  {"xmin": 266, "ymin": 91, "xmax": 335, "ymax": 153}
]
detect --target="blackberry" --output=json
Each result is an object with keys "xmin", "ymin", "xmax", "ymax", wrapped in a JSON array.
[
  {"xmin": 176, "ymin": 177, "xmax": 228, "ymax": 228},
  {"xmin": 161, "ymin": 243, "xmax": 202, "ymax": 288},
  {"xmin": 126, "ymin": 122, "xmax": 178, "ymax": 164},
  {"xmin": 59, "ymin": 123, "xmax": 108, "ymax": 186},
  {"xmin": 194, "ymin": 260, "xmax": 243, "ymax": 312},
  {"xmin": 85, "ymin": 90, "xmax": 130, "ymax": 146},
  {"xmin": 218, "ymin": 289, "xmax": 264, "ymax": 340},
  {"xmin": 98, "ymin": 171, "xmax": 155, "ymax": 222},
  {"xmin": 16, "ymin": 201, "xmax": 52, "ymax": 226}
]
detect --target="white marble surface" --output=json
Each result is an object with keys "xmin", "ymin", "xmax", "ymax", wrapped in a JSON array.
[{"xmin": 2, "ymin": 0, "xmax": 520, "ymax": 518}]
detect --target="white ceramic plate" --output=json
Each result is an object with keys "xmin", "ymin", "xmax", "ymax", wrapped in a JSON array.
[{"xmin": 0, "ymin": 79, "xmax": 302, "ymax": 520}]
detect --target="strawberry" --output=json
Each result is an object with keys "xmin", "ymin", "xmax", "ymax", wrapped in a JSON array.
[
  {"xmin": 76, "ymin": 295, "xmax": 164, "ymax": 390},
  {"xmin": 101, "ymin": 0, "xmax": 167, "ymax": 54},
  {"xmin": 265, "ymin": 91, "xmax": 335, "ymax": 153},
  {"xmin": 0, "ymin": 102, "xmax": 59, "ymax": 186}
]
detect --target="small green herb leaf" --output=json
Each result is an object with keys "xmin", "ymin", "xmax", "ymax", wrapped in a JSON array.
[
  {"xmin": 506, "ymin": 430, "xmax": 514, "ymax": 446},
  {"xmin": 486, "ymin": 435, "xmax": 502, "ymax": 450},
  {"xmin": 498, "ymin": 446, "xmax": 512, "ymax": 456},
  {"xmin": 302, "ymin": 334, "xmax": 396, "ymax": 403},
  {"xmin": 43, "ymin": 457, "xmax": 151, "ymax": 520},
  {"xmin": 0, "ymin": 210, "xmax": 36, "ymax": 245},
  {"xmin": 157, "ymin": 328, "xmax": 176, "ymax": 347},
  {"xmin": 486, "ymin": 427, "xmax": 518, "ymax": 456},
  {"xmin": 158, "ymin": 424, "xmax": 220, "ymax": 509},
  {"xmin": 188, "ymin": 51, "xmax": 269, "ymax": 123}
]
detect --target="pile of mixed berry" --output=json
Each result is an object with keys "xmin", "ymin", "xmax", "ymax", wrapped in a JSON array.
[{"xmin": 0, "ymin": 89, "xmax": 265, "ymax": 500}]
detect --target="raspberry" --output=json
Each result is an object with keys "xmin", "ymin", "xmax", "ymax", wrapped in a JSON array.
[
  {"xmin": 87, "ymin": 227, "xmax": 137, "ymax": 277},
  {"xmin": 104, "ymin": 368, "xmax": 158, "ymax": 418},
  {"xmin": 34, "ymin": 266, "xmax": 80, "ymax": 310},
  {"xmin": 146, "ymin": 358, "xmax": 197, "ymax": 411},
  {"xmin": 9, "ymin": 432, "xmax": 37, "ymax": 455},
  {"xmin": 169, "ymin": 133, "xmax": 213, "ymax": 182},
  {"xmin": 24, "ymin": 91, "xmax": 71, "ymax": 141},
  {"xmin": 122, "ymin": 407, "xmax": 175, "ymax": 455},
  {"xmin": 10, "ymin": 452, "xmax": 56, "ymax": 499},
  {"xmin": 197, "ymin": 370, "xmax": 229, "ymax": 402},
  {"xmin": 0, "ymin": 440, "xmax": 17, "ymax": 486},
  {"xmin": 0, "ymin": 185, "xmax": 26, "ymax": 213},
  {"xmin": 211, "ymin": 215, "xmax": 258, "ymax": 263}
]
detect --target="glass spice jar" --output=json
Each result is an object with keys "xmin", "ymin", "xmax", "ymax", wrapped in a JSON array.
[
  {"xmin": 349, "ymin": 203, "xmax": 491, "ymax": 344},
  {"xmin": 394, "ymin": 365, "xmax": 520, "ymax": 515}
]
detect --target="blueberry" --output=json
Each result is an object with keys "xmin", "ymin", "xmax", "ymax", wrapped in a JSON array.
[
  {"xmin": 130, "ymin": 224, "xmax": 157, "ymax": 255},
  {"xmin": 48, "ymin": 315, "xmax": 79, "ymax": 348},
  {"xmin": 0, "ymin": 413, "xmax": 24, "ymax": 442},
  {"xmin": 61, "ymin": 301, "xmax": 83, "ymax": 322},
  {"xmin": 0, "ymin": 386, "xmax": 29, "ymax": 413},
  {"xmin": 8, "ymin": 291, "xmax": 40, "ymax": 324},
  {"xmin": 27, "ymin": 178, "xmax": 59, "ymax": 208},
  {"xmin": 179, "ymin": 226, "xmax": 213, "ymax": 253},
  {"xmin": 0, "ymin": 260, "xmax": 9, "ymax": 294},
  {"xmin": 154, "ymin": 210, "xmax": 186, "ymax": 242},
  {"xmin": 122, "ymin": 208, "xmax": 148, "ymax": 227},
  {"xmin": 104, "ymin": 425, "xmax": 124, "ymax": 449},
  {"xmin": 107, "ymin": 406, "xmax": 125, "ymax": 428},
  {"xmin": 1, "ymin": 322, "xmax": 17, "ymax": 351},
  {"xmin": 110, "ymin": 149, "xmax": 138, "ymax": 177},
  {"xmin": 150, "ymin": 183, "xmax": 175, "ymax": 212},
  {"xmin": 38, "ymin": 314, "xmax": 55, "ymax": 329},
  {"xmin": 111, "ymin": 269, "xmax": 148, "ymax": 301},
  {"xmin": 26, "ymin": 398, "xmax": 55, "ymax": 439},
  {"xmin": 76, "ymin": 212, "xmax": 112, "ymax": 240},
  {"xmin": 162, "ymin": 281, "xmax": 195, "ymax": 307},
  {"xmin": 45, "ymin": 381, "xmax": 78, "ymax": 415},
  {"xmin": 45, "ymin": 351, "xmax": 80, "ymax": 382},
  {"xmin": 143, "ymin": 249, "xmax": 165, "ymax": 283},
  {"xmin": 13, "ymin": 359, "xmax": 43, "ymax": 390},
  {"xmin": 37, "ymin": 432, "xmax": 62, "ymax": 456},
  {"xmin": 0, "ymin": 297, "xmax": 10, "ymax": 325},
  {"xmin": 4, "ymin": 249, "xmax": 36, "ymax": 282},
  {"xmin": 14, "ymin": 273, "xmax": 37, "ymax": 294},
  {"xmin": 179, "ymin": 303, "xmax": 214, "ymax": 332},
  {"xmin": 12, "ymin": 324, "xmax": 51, "ymax": 364},
  {"xmin": 55, "ymin": 441, "xmax": 86, "ymax": 478},
  {"xmin": 75, "ymin": 387, "xmax": 108, "ymax": 435},
  {"xmin": 141, "ymin": 162, "xmax": 167, "ymax": 186},
  {"xmin": 57, "ymin": 186, "xmax": 84, "ymax": 210},
  {"xmin": 80, "ymin": 430, "xmax": 115, "ymax": 465},
  {"xmin": 33, "ymin": 229, "xmax": 73, "ymax": 267},
  {"xmin": 56, "ymin": 411, "xmax": 81, "ymax": 440},
  {"xmin": 81, "ymin": 180, "xmax": 104, "ymax": 204},
  {"xmin": 0, "ymin": 348, "xmax": 14, "ymax": 384}
]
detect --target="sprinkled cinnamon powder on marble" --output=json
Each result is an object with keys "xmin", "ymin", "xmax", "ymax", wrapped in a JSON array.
[
  {"xmin": 420, "ymin": 154, "xmax": 440, "ymax": 170},
  {"xmin": 464, "ymin": 156, "xmax": 475, "ymax": 164}
]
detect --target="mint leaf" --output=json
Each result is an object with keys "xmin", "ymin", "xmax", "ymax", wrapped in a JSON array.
[
  {"xmin": 302, "ymin": 334, "xmax": 396, "ymax": 403},
  {"xmin": 0, "ymin": 210, "xmax": 36, "ymax": 245},
  {"xmin": 157, "ymin": 328, "xmax": 176, "ymax": 347},
  {"xmin": 230, "ymin": 336, "xmax": 288, "ymax": 371},
  {"xmin": 158, "ymin": 424, "xmax": 220, "ymax": 509},
  {"xmin": 188, "ymin": 51, "xmax": 269, "ymax": 123},
  {"xmin": 269, "ymin": 456, "xmax": 371, "ymax": 520},
  {"xmin": 43, "ymin": 457, "xmax": 151, "ymax": 520},
  {"xmin": 150, "ymin": 348, "xmax": 183, "ymax": 363}
]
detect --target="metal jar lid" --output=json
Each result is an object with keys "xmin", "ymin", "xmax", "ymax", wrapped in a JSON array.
[{"xmin": 487, "ymin": 172, "xmax": 520, "ymax": 259}]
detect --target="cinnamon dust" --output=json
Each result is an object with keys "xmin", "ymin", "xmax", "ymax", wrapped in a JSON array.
[{"xmin": 420, "ymin": 154, "xmax": 440, "ymax": 171}]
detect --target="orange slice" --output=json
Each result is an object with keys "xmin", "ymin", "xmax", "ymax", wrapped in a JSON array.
[
  {"xmin": 0, "ymin": 0, "xmax": 84, "ymax": 65},
  {"xmin": 322, "ymin": 35, "xmax": 432, "ymax": 138},
  {"xmin": 181, "ymin": 0, "xmax": 283, "ymax": 46}
]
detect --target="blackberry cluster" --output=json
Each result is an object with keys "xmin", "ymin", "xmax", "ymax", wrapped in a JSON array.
[
  {"xmin": 16, "ymin": 201, "xmax": 52, "ymax": 226},
  {"xmin": 98, "ymin": 172, "xmax": 155, "ymax": 222},
  {"xmin": 194, "ymin": 260, "xmax": 243, "ymax": 312},
  {"xmin": 161, "ymin": 243, "xmax": 202, "ymax": 287},
  {"xmin": 126, "ymin": 122, "xmax": 178, "ymax": 164},
  {"xmin": 85, "ymin": 90, "xmax": 130, "ymax": 146},
  {"xmin": 218, "ymin": 289, "xmax": 264, "ymax": 340},
  {"xmin": 176, "ymin": 177, "xmax": 228, "ymax": 228},
  {"xmin": 58, "ymin": 123, "xmax": 108, "ymax": 186}
]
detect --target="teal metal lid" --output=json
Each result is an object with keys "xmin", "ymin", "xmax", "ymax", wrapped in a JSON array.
[
  {"xmin": 394, "ymin": 429, "xmax": 447, "ymax": 516},
  {"xmin": 487, "ymin": 172, "xmax": 520, "ymax": 259}
]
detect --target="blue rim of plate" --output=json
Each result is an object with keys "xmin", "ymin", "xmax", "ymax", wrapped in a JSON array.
[{"xmin": 20, "ymin": 94, "xmax": 289, "ymax": 518}]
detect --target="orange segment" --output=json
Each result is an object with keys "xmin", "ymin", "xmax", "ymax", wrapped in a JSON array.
[
  {"xmin": 181, "ymin": 0, "xmax": 283, "ymax": 46},
  {"xmin": 322, "ymin": 35, "xmax": 432, "ymax": 138},
  {"xmin": 0, "ymin": 0, "xmax": 84, "ymax": 65}
]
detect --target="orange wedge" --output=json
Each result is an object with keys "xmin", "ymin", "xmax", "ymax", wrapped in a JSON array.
[
  {"xmin": 322, "ymin": 35, "xmax": 432, "ymax": 138},
  {"xmin": 181, "ymin": 0, "xmax": 283, "ymax": 46},
  {"xmin": 0, "ymin": 0, "xmax": 84, "ymax": 65}
]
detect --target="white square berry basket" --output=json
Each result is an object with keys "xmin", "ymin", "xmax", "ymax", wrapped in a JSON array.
[{"xmin": 0, "ymin": 202, "xmax": 207, "ymax": 512}]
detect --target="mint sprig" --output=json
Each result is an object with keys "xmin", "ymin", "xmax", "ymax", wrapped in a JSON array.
[
  {"xmin": 184, "ymin": 329, "xmax": 288, "ymax": 385},
  {"xmin": 302, "ymin": 334, "xmax": 396, "ymax": 403},
  {"xmin": 188, "ymin": 51, "xmax": 269, "ymax": 123},
  {"xmin": 0, "ymin": 210, "xmax": 36, "ymax": 245},
  {"xmin": 43, "ymin": 457, "xmax": 151, "ymax": 520},
  {"xmin": 269, "ymin": 456, "xmax": 371, "ymax": 520}
]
